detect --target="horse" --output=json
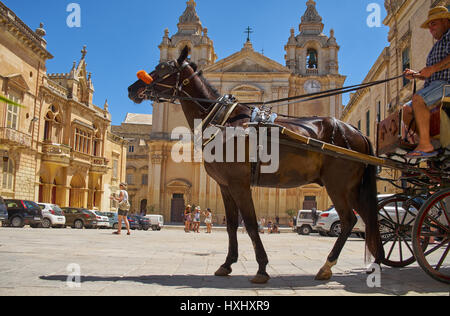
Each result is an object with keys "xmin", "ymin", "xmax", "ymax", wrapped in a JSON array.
[{"xmin": 128, "ymin": 46, "xmax": 385, "ymax": 284}]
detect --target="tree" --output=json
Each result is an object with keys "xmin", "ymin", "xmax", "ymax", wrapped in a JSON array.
[{"xmin": 285, "ymin": 209, "xmax": 296, "ymax": 218}]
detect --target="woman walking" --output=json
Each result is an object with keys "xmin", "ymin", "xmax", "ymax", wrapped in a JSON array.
[
  {"xmin": 203, "ymin": 208, "xmax": 213, "ymax": 234},
  {"xmin": 193, "ymin": 206, "xmax": 201, "ymax": 233},
  {"xmin": 111, "ymin": 183, "xmax": 131, "ymax": 235},
  {"xmin": 184, "ymin": 205, "xmax": 192, "ymax": 233}
]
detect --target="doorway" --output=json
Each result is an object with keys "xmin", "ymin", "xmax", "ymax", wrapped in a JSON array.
[{"xmin": 170, "ymin": 194, "xmax": 185, "ymax": 223}]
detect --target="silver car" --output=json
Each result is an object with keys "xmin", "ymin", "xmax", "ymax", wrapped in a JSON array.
[
  {"xmin": 316, "ymin": 207, "xmax": 366, "ymax": 237},
  {"xmin": 38, "ymin": 203, "xmax": 66, "ymax": 228}
]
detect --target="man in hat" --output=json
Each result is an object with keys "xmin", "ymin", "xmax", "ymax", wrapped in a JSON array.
[{"xmin": 404, "ymin": 6, "xmax": 450, "ymax": 158}]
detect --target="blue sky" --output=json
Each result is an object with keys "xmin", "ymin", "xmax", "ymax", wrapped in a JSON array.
[{"xmin": 4, "ymin": 0, "xmax": 389, "ymax": 125}]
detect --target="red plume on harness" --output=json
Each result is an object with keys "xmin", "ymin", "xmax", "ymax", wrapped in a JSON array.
[{"xmin": 137, "ymin": 70, "xmax": 153, "ymax": 85}]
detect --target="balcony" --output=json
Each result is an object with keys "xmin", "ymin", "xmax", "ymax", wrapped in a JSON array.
[
  {"xmin": 306, "ymin": 68, "xmax": 319, "ymax": 76},
  {"xmin": 0, "ymin": 127, "xmax": 32, "ymax": 148},
  {"xmin": 41, "ymin": 142, "xmax": 71, "ymax": 165},
  {"xmin": 90, "ymin": 156, "xmax": 109, "ymax": 174}
]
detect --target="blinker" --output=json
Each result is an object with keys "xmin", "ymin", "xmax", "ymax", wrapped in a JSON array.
[{"xmin": 137, "ymin": 70, "xmax": 153, "ymax": 85}]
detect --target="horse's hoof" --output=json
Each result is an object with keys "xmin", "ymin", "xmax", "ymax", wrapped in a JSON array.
[
  {"xmin": 314, "ymin": 268, "xmax": 332, "ymax": 281},
  {"xmin": 215, "ymin": 267, "xmax": 232, "ymax": 277},
  {"xmin": 250, "ymin": 274, "xmax": 270, "ymax": 284}
]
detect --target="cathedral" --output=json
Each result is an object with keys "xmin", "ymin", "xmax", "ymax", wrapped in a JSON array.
[{"xmin": 114, "ymin": 0, "xmax": 346, "ymax": 224}]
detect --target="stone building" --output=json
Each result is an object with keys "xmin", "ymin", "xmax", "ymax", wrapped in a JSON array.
[
  {"xmin": 115, "ymin": 0, "xmax": 346, "ymax": 223},
  {"xmin": 341, "ymin": 0, "xmax": 449, "ymax": 194},
  {"xmin": 0, "ymin": 2, "xmax": 127, "ymax": 210},
  {"xmin": 111, "ymin": 114, "xmax": 152, "ymax": 214}
]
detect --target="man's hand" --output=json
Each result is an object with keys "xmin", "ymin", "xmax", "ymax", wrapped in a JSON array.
[
  {"xmin": 418, "ymin": 65, "xmax": 437, "ymax": 78},
  {"xmin": 403, "ymin": 68, "xmax": 425, "ymax": 81}
]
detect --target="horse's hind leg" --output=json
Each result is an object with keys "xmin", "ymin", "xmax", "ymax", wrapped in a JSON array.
[
  {"xmin": 316, "ymin": 186, "xmax": 358, "ymax": 281},
  {"xmin": 228, "ymin": 184, "xmax": 270, "ymax": 284},
  {"xmin": 215, "ymin": 185, "xmax": 240, "ymax": 277}
]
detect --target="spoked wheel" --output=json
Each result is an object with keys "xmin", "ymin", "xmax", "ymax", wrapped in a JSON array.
[
  {"xmin": 412, "ymin": 189, "xmax": 450, "ymax": 284},
  {"xmin": 378, "ymin": 195, "xmax": 424, "ymax": 267}
]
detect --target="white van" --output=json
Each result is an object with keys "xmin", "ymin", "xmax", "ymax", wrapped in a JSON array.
[{"xmin": 145, "ymin": 215, "xmax": 164, "ymax": 231}]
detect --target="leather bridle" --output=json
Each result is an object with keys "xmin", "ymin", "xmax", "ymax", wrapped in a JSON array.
[{"xmin": 139, "ymin": 59, "xmax": 215, "ymax": 113}]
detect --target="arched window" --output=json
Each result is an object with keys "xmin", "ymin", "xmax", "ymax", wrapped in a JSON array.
[
  {"xmin": 43, "ymin": 105, "xmax": 63, "ymax": 143},
  {"xmin": 306, "ymin": 49, "xmax": 318, "ymax": 69},
  {"xmin": 2, "ymin": 157, "xmax": 14, "ymax": 190}
]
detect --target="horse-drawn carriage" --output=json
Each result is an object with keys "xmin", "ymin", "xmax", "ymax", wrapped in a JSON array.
[{"xmin": 129, "ymin": 46, "xmax": 449, "ymax": 285}]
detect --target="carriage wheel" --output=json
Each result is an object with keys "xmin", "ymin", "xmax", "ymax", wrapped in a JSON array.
[
  {"xmin": 377, "ymin": 195, "xmax": 423, "ymax": 267},
  {"xmin": 412, "ymin": 189, "xmax": 450, "ymax": 284}
]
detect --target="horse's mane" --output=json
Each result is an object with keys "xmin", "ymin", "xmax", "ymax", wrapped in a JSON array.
[{"xmin": 189, "ymin": 61, "xmax": 221, "ymax": 99}]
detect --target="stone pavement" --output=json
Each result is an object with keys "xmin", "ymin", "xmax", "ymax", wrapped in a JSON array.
[{"xmin": 0, "ymin": 227, "xmax": 448, "ymax": 296}]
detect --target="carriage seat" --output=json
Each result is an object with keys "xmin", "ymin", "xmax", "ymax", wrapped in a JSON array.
[{"xmin": 377, "ymin": 92, "xmax": 450, "ymax": 158}]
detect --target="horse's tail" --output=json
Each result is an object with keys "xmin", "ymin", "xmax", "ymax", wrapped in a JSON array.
[{"xmin": 358, "ymin": 138, "xmax": 384, "ymax": 263}]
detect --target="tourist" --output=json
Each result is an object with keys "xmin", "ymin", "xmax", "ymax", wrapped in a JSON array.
[
  {"xmin": 184, "ymin": 205, "xmax": 192, "ymax": 233},
  {"xmin": 110, "ymin": 182, "xmax": 131, "ymax": 236},
  {"xmin": 193, "ymin": 206, "xmax": 201, "ymax": 233},
  {"xmin": 203, "ymin": 208, "xmax": 213, "ymax": 234}
]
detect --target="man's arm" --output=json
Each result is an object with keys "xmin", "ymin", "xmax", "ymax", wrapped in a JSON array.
[{"xmin": 420, "ymin": 54, "xmax": 450, "ymax": 78}]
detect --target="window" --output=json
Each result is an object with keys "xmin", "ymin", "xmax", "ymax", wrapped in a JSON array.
[
  {"xmin": 6, "ymin": 92, "xmax": 21, "ymax": 130},
  {"xmin": 1, "ymin": 157, "xmax": 14, "ymax": 190},
  {"xmin": 112, "ymin": 159, "xmax": 118, "ymax": 179},
  {"xmin": 402, "ymin": 47, "xmax": 411, "ymax": 87},
  {"xmin": 126, "ymin": 174, "xmax": 134, "ymax": 185},
  {"xmin": 357, "ymin": 120, "xmax": 361, "ymax": 131},
  {"xmin": 74, "ymin": 128, "xmax": 92, "ymax": 154},
  {"xmin": 377, "ymin": 101, "xmax": 381, "ymax": 123},
  {"xmin": 43, "ymin": 105, "xmax": 62, "ymax": 143},
  {"xmin": 366, "ymin": 110, "xmax": 371, "ymax": 137},
  {"xmin": 142, "ymin": 174, "xmax": 148, "ymax": 185},
  {"xmin": 129, "ymin": 145, "xmax": 135, "ymax": 153},
  {"xmin": 306, "ymin": 49, "xmax": 318, "ymax": 69}
]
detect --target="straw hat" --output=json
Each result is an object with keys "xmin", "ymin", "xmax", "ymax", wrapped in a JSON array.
[
  {"xmin": 119, "ymin": 182, "xmax": 128, "ymax": 189},
  {"xmin": 421, "ymin": 6, "xmax": 450, "ymax": 29}
]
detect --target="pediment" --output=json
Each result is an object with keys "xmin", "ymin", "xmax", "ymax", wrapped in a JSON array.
[
  {"xmin": 205, "ymin": 49, "xmax": 290, "ymax": 74},
  {"xmin": 5, "ymin": 74, "xmax": 30, "ymax": 91}
]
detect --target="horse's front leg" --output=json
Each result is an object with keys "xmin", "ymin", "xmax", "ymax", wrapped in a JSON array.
[
  {"xmin": 227, "ymin": 184, "xmax": 270, "ymax": 284},
  {"xmin": 215, "ymin": 185, "xmax": 240, "ymax": 277}
]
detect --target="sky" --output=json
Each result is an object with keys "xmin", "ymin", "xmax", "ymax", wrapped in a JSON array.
[{"xmin": 3, "ymin": 0, "xmax": 389, "ymax": 125}]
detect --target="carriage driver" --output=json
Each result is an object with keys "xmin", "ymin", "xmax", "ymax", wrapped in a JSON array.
[{"xmin": 403, "ymin": 6, "xmax": 450, "ymax": 159}]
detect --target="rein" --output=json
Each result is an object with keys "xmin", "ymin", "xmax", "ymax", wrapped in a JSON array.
[{"xmin": 138, "ymin": 63, "xmax": 405, "ymax": 119}]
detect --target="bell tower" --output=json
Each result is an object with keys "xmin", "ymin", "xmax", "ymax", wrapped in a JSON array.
[
  {"xmin": 158, "ymin": 0, "xmax": 216, "ymax": 68},
  {"xmin": 284, "ymin": 0, "xmax": 346, "ymax": 118}
]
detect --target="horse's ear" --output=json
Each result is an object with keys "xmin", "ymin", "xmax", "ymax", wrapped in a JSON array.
[{"xmin": 177, "ymin": 46, "xmax": 189, "ymax": 65}]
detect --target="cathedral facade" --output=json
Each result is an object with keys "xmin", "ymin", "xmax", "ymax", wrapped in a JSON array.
[{"xmin": 117, "ymin": 0, "xmax": 346, "ymax": 224}]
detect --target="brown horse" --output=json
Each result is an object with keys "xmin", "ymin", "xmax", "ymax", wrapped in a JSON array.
[{"xmin": 128, "ymin": 46, "xmax": 384, "ymax": 284}]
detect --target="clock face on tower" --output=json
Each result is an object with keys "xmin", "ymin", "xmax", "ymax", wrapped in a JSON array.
[{"xmin": 304, "ymin": 80, "xmax": 321, "ymax": 94}]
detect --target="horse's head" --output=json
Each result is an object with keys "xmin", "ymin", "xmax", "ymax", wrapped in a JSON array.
[{"xmin": 128, "ymin": 46, "xmax": 195, "ymax": 105}]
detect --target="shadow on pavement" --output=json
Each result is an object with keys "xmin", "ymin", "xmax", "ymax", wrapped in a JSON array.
[{"xmin": 40, "ymin": 266, "xmax": 449, "ymax": 295}]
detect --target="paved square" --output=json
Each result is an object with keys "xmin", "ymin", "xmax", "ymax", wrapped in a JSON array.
[{"xmin": 0, "ymin": 227, "xmax": 448, "ymax": 296}]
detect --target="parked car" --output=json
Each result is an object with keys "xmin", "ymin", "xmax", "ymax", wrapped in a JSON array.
[
  {"xmin": 145, "ymin": 214, "xmax": 164, "ymax": 231},
  {"xmin": 377, "ymin": 194, "xmax": 420, "ymax": 241},
  {"xmin": 4, "ymin": 199, "xmax": 43, "ymax": 228},
  {"xmin": 316, "ymin": 207, "xmax": 365, "ymax": 237},
  {"xmin": 102, "ymin": 211, "xmax": 117, "ymax": 228},
  {"xmin": 126, "ymin": 215, "xmax": 141, "ymax": 230},
  {"xmin": 38, "ymin": 203, "xmax": 66, "ymax": 228},
  {"xmin": 0, "ymin": 196, "xmax": 8, "ymax": 224},
  {"xmin": 61, "ymin": 207, "xmax": 98, "ymax": 229},
  {"xmin": 296, "ymin": 210, "xmax": 320, "ymax": 235},
  {"xmin": 88, "ymin": 210, "xmax": 110, "ymax": 229},
  {"xmin": 111, "ymin": 214, "xmax": 140, "ymax": 230},
  {"xmin": 132, "ymin": 215, "xmax": 150, "ymax": 231}
]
